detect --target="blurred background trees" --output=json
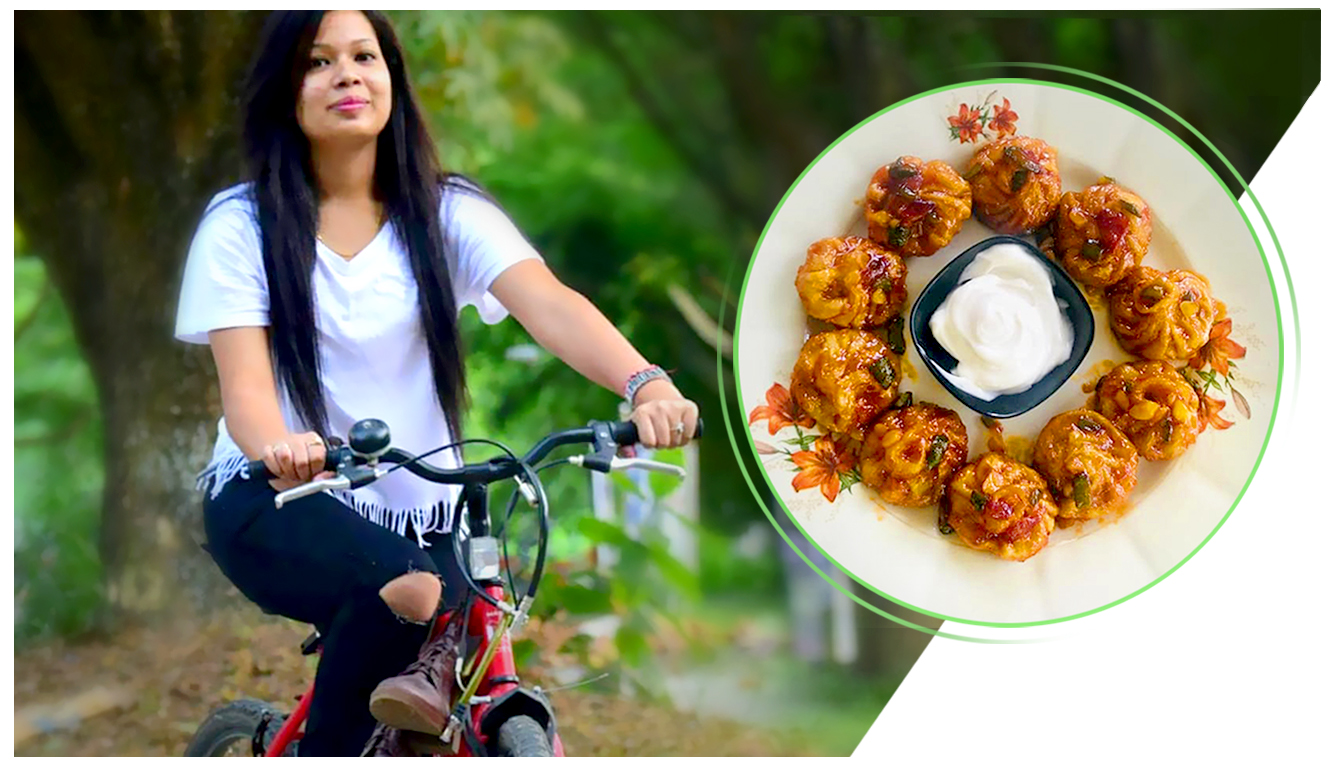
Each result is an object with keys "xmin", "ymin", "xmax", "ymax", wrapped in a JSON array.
[{"xmin": 13, "ymin": 9, "xmax": 1318, "ymax": 755}]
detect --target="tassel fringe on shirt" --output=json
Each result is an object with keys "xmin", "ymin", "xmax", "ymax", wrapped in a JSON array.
[{"xmin": 195, "ymin": 454, "xmax": 453, "ymax": 547}]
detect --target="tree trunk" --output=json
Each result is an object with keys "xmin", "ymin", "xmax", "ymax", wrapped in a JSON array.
[
  {"xmin": 15, "ymin": 10, "xmax": 262, "ymax": 619},
  {"xmin": 851, "ymin": 580, "xmax": 941, "ymax": 679}
]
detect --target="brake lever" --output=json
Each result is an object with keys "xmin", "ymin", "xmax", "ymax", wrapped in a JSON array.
[
  {"xmin": 568, "ymin": 455, "xmax": 686, "ymax": 478},
  {"xmin": 273, "ymin": 465, "xmax": 386, "ymax": 509},
  {"xmin": 274, "ymin": 476, "xmax": 350, "ymax": 509},
  {"xmin": 610, "ymin": 457, "xmax": 686, "ymax": 477}
]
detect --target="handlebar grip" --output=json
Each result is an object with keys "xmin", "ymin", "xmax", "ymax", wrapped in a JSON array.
[
  {"xmin": 609, "ymin": 417, "xmax": 705, "ymax": 446},
  {"xmin": 609, "ymin": 421, "xmax": 638, "ymax": 446},
  {"xmin": 245, "ymin": 450, "xmax": 344, "ymax": 480}
]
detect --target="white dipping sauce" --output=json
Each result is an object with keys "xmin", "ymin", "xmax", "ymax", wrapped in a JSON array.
[{"xmin": 928, "ymin": 243, "xmax": 1074, "ymax": 401}]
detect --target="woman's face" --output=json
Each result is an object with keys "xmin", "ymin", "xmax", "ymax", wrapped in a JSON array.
[{"xmin": 295, "ymin": 11, "xmax": 392, "ymax": 147}]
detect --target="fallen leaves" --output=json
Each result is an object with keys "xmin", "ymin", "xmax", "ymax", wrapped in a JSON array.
[{"xmin": 15, "ymin": 603, "xmax": 812, "ymax": 757}]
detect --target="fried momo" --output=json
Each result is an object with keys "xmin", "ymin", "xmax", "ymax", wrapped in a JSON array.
[
  {"xmin": 964, "ymin": 136, "xmax": 1061, "ymax": 235},
  {"xmin": 795, "ymin": 236, "xmax": 907, "ymax": 328},
  {"xmin": 1106, "ymin": 266, "xmax": 1217, "ymax": 361},
  {"xmin": 1093, "ymin": 360, "xmax": 1202, "ymax": 461},
  {"xmin": 859, "ymin": 402, "xmax": 968, "ymax": 507},
  {"xmin": 791, "ymin": 330, "xmax": 900, "ymax": 439},
  {"xmin": 865, "ymin": 156, "xmax": 972, "ymax": 257},
  {"xmin": 941, "ymin": 452, "xmax": 1058, "ymax": 562},
  {"xmin": 1033, "ymin": 409, "xmax": 1139, "ymax": 521},
  {"xmin": 1054, "ymin": 178, "xmax": 1153, "ymax": 288}
]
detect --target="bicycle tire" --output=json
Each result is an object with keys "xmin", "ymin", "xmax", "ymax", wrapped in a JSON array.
[
  {"xmin": 184, "ymin": 698, "xmax": 289, "ymax": 757},
  {"xmin": 495, "ymin": 715, "xmax": 554, "ymax": 757}
]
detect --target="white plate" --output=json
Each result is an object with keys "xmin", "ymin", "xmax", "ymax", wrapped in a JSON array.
[{"xmin": 734, "ymin": 81, "xmax": 1280, "ymax": 625}]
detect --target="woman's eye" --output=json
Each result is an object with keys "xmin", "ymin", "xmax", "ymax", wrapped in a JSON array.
[
  {"xmin": 309, "ymin": 56, "xmax": 329, "ymax": 69},
  {"xmin": 355, "ymin": 51, "xmax": 377, "ymax": 62}
]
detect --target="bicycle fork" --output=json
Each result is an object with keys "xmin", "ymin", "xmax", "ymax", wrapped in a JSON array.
[{"xmin": 449, "ymin": 584, "xmax": 564, "ymax": 756}]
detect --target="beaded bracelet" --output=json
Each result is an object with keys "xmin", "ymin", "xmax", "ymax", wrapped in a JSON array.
[{"xmin": 623, "ymin": 365, "xmax": 671, "ymax": 405}]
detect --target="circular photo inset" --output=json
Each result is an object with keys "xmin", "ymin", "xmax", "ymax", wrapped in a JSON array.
[{"xmin": 734, "ymin": 80, "xmax": 1280, "ymax": 625}]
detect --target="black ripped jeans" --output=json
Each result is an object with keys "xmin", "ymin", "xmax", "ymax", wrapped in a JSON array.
[{"xmin": 202, "ymin": 473, "xmax": 467, "ymax": 757}]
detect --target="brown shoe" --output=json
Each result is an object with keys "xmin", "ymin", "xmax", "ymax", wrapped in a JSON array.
[
  {"xmin": 360, "ymin": 723, "xmax": 412, "ymax": 757},
  {"xmin": 368, "ymin": 616, "xmax": 463, "ymax": 735},
  {"xmin": 361, "ymin": 722, "xmax": 454, "ymax": 757}
]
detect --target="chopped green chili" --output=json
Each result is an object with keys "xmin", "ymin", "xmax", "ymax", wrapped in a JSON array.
[
  {"xmin": 1072, "ymin": 472, "xmax": 1091, "ymax": 508},
  {"xmin": 886, "ymin": 315, "xmax": 906, "ymax": 355},
  {"xmin": 869, "ymin": 357, "xmax": 896, "ymax": 389},
  {"xmin": 925, "ymin": 434, "xmax": 948, "ymax": 469}
]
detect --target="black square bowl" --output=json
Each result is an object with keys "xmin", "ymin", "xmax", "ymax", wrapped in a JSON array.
[{"xmin": 908, "ymin": 235, "xmax": 1096, "ymax": 419}]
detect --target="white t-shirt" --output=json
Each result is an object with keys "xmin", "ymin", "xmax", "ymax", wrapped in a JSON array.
[{"xmin": 174, "ymin": 182, "xmax": 541, "ymax": 544}]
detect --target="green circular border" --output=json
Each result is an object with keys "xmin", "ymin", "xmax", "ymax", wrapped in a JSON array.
[{"xmin": 727, "ymin": 75, "xmax": 1293, "ymax": 630}]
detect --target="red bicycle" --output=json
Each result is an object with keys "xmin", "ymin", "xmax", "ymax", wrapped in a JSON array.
[{"xmin": 184, "ymin": 415, "xmax": 698, "ymax": 757}]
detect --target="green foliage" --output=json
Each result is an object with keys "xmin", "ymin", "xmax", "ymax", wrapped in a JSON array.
[
  {"xmin": 511, "ymin": 637, "xmax": 539, "ymax": 669},
  {"xmin": 14, "ymin": 247, "xmax": 106, "ymax": 642},
  {"xmin": 549, "ymin": 583, "xmax": 614, "ymax": 616},
  {"xmin": 1051, "ymin": 18, "xmax": 1112, "ymax": 70},
  {"xmin": 645, "ymin": 447, "xmax": 685, "ymax": 499},
  {"xmin": 537, "ymin": 513, "xmax": 700, "ymax": 665},
  {"xmin": 698, "ymin": 527, "xmax": 783, "ymax": 597},
  {"xmin": 391, "ymin": 10, "xmax": 583, "ymax": 174}
]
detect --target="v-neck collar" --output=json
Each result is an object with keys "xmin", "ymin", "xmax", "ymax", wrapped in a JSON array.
[{"xmin": 315, "ymin": 221, "xmax": 392, "ymax": 275}]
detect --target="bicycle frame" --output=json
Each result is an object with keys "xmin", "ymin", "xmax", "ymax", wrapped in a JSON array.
[
  {"xmin": 262, "ymin": 601, "xmax": 564, "ymax": 757},
  {"xmin": 263, "ymin": 482, "xmax": 565, "ymax": 757}
]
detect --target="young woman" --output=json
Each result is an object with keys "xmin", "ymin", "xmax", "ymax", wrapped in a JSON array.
[{"xmin": 174, "ymin": 10, "xmax": 698, "ymax": 756}]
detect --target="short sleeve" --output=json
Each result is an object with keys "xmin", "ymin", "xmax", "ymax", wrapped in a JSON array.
[
  {"xmin": 174, "ymin": 189, "xmax": 270, "ymax": 344},
  {"xmin": 444, "ymin": 189, "xmax": 543, "ymax": 325}
]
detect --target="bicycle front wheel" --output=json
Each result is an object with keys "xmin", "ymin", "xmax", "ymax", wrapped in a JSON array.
[
  {"xmin": 184, "ymin": 699, "xmax": 288, "ymax": 757},
  {"xmin": 495, "ymin": 715, "xmax": 554, "ymax": 757}
]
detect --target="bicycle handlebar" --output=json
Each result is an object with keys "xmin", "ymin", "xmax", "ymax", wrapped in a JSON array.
[
  {"xmin": 246, "ymin": 415, "xmax": 702, "ymax": 620},
  {"xmin": 245, "ymin": 417, "xmax": 703, "ymax": 484}
]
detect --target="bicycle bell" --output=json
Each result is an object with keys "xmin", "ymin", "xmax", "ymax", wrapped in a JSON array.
[{"xmin": 348, "ymin": 417, "xmax": 392, "ymax": 462}]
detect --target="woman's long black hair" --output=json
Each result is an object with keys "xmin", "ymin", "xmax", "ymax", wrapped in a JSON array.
[{"xmin": 236, "ymin": 10, "xmax": 470, "ymax": 439}]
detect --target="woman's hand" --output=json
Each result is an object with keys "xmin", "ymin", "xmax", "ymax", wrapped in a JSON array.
[
  {"xmin": 630, "ymin": 379, "xmax": 700, "ymax": 449},
  {"xmin": 261, "ymin": 431, "xmax": 332, "ymax": 491},
  {"xmin": 209, "ymin": 328, "xmax": 332, "ymax": 492}
]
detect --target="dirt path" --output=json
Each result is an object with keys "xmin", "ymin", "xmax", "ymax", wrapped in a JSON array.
[{"xmin": 14, "ymin": 605, "xmax": 810, "ymax": 757}]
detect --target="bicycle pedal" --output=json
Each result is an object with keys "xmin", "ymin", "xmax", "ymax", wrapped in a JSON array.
[
  {"xmin": 402, "ymin": 730, "xmax": 453, "ymax": 756},
  {"xmin": 442, "ymin": 713, "xmax": 464, "ymax": 754}
]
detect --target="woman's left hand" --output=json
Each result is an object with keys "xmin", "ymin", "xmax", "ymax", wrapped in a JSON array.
[{"xmin": 630, "ymin": 379, "xmax": 700, "ymax": 449}]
